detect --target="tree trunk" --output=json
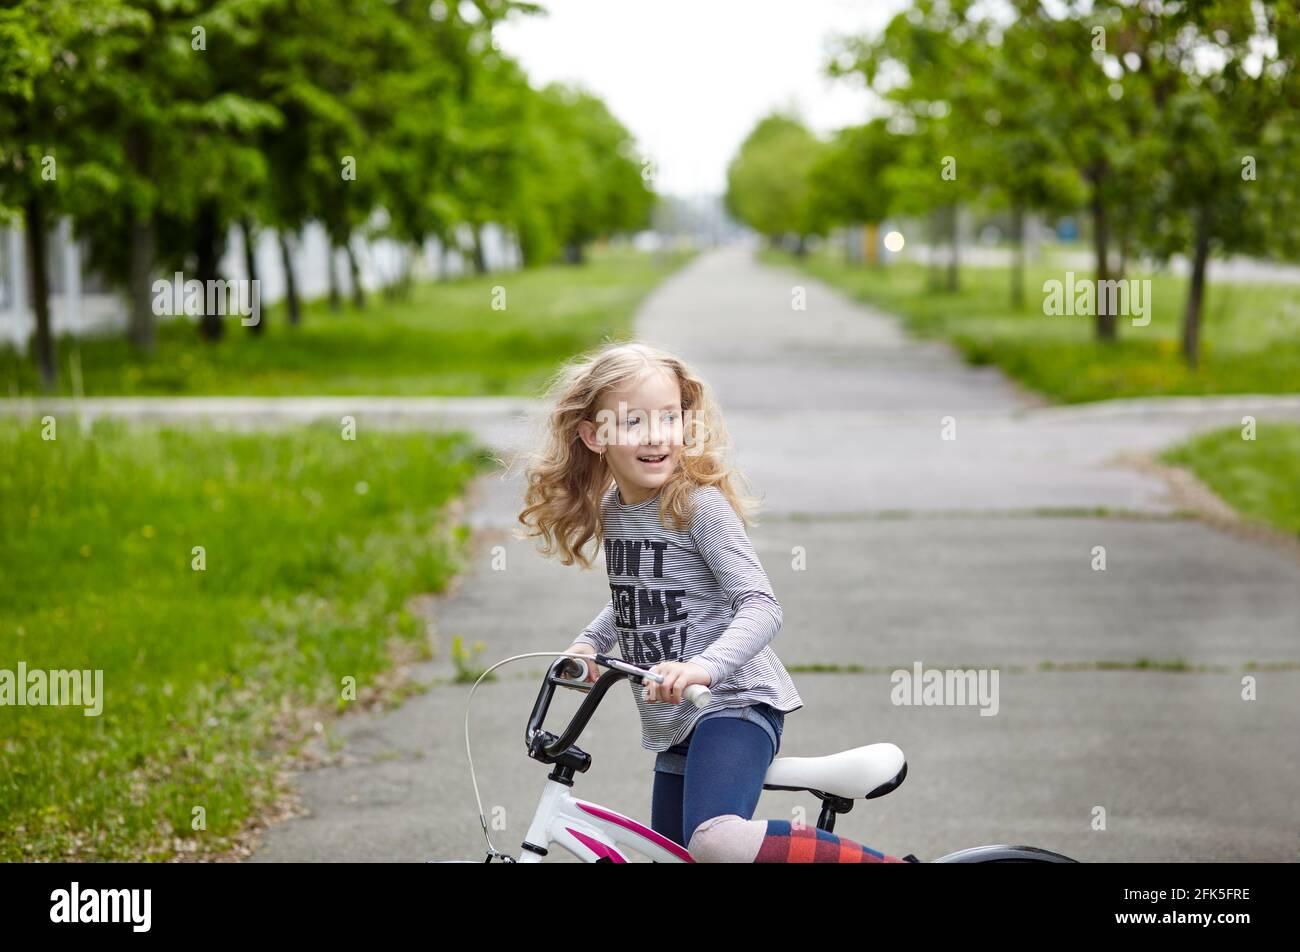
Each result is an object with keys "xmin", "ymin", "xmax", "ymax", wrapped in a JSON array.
[
  {"xmin": 401, "ymin": 243, "xmax": 417, "ymax": 298},
  {"xmin": 1010, "ymin": 203, "xmax": 1025, "ymax": 310},
  {"xmin": 241, "ymin": 218, "xmax": 263, "ymax": 335},
  {"xmin": 945, "ymin": 204, "xmax": 960, "ymax": 293},
  {"xmin": 1116, "ymin": 219, "xmax": 1129, "ymax": 281},
  {"xmin": 278, "ymin": 231, "xmax": 301, "ymax": 325},
  {"xmin": 926, "ymin": 208, "xmax": 943, "ymax": 291},
  {"xmin": 328, "ymin": 242, "xmax": 342, "ymax": 311},
  {"xmin": 1091, "ymin": 191, "xmax": 1116, "ymax": 341},
  {"xmin": 23, "ymin": 195, "xmax": 56, "ymax": 391},
  {"xmin": 472, "ymin": 225, "xmax": 488, "ymax": 275},
  {"xmin": 125, "ymin": 211, "xmax": 155, "ymax": 351},
  {"xmin": 794, "ymin": 233, "xmax": 808, "ymax": 258},
  {"xmin": 1182, "ymin": 213, "xmax": 1211, "ymax": 368},
  {"xmin": 196, "ymin": 201, "xmax": 224, "ymax": 342},
  {"xmin": 345, "ymin": 239, "xmax": 365, "ymax": 309},
  {"xmin": 125, "ymin": 129, "xmax": 156, "ymax": 352}
]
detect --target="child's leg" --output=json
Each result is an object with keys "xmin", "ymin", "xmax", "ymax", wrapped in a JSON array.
[
  {"xmin": 680, "ymin": 717, "xmax": 769, "ymax": 861},
  {"xmin": 650, "ymin": 766, "xmax": 685, "ymax": 848},
  {"xmin": 682, "ymin": 717, "xmax": 908, "ymax": 863}
]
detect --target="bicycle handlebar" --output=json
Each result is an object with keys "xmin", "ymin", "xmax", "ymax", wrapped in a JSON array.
[
  {"xmin": 558, "ymin": 655, "xmax": 712, "ymax": 708},
  {"xmin": 526, "ymin": 654, "xmax": 711, "ymax": 761}
]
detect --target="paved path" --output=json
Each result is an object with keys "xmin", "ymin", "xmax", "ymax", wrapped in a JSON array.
[{"xmin": 11, "ymin": 247, "xmax": 1295, "ymax": 861}]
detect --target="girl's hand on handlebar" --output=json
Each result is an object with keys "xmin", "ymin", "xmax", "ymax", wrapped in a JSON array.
[
  {"xmin": 644, "ymin": 661, "xmax": 711, "ymax": 705},
  {"xmin": 563, "ymin": 643, "xmax": 600, "ymax": 683}
]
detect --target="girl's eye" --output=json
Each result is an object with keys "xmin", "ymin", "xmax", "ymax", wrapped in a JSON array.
[{"xmin": 626, "ymin": 412, "xmax": 677, "ymax": 429}]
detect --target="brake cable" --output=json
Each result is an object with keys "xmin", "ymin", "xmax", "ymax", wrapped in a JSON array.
[{"xmin": 462, "ymin": 651, "xmax": 600, "ymax": 862}]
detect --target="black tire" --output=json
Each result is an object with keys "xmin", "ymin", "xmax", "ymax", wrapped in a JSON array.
[{"xmin": 930, "ymin": 844, "xmax": 1079, "ymax": 863}]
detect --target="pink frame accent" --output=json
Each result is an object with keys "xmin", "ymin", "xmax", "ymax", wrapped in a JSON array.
[
  {"xmin": 566, "ymin": 827, "xmax": 628, "ymax": 862},
  {"xmin": 576, "ymin": 801, "xmax": 695, "ymax": 863}
]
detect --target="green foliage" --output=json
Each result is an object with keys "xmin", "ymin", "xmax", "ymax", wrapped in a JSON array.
[
  {"xmin": 725, "ymin": 113, "xmax": 827, "ymax": 244},
  {"xmin": 450, "ymin": 635, "xmax": 491, "ymax": 684},
  {"xmin": 802, "ymin": 0, "xmax": 1300, "ymax": 360},
  {"xmin": 518, "ymin": 83, "xmax": 656, "ymax": 264},
  {"xmin": 808, "ymin": 120, "xmax": 900, "ymax": 228},
  {"xmin": 0, "ymin": 0, "xmax": 656, "ymax": 371}
]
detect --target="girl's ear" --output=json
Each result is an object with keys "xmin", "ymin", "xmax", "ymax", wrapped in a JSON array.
[{"xmin": 576, "ymin": 419, "xmax": 601, "ymax": 455}]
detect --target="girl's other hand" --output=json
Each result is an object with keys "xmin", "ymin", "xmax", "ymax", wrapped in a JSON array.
[
  {"xmin": 563, "ymin": 642, "xmax": 600, "ymax": 683},
  {"xmin": 643, "ymin": 661, "xmax": 711, "ymax": 705}
]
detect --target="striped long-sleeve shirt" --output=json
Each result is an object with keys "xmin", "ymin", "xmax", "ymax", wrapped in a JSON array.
[{"xmin": 573, "ymin": 482, "xmax": 803, "ymax": 753}]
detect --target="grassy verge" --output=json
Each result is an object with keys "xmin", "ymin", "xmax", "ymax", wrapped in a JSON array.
[
  {"xmin": 1161, "ymin": 422, "xmax": 1300, "ymax": 537},
  {"xmin": 0, "ymin": 419, "xmax": 493, "ymax": 860},
  {"xmin": 1, "ymin": 247, "xmax": 694, "ymax": 397},
  {"xmin": 765, "ymin": 249, "xmax": 1300, "ymax": 404}
]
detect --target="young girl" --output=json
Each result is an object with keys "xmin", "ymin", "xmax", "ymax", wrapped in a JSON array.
[{"xmin": 515, "ymin": 340, "xmax": 911, "ymax": 863}]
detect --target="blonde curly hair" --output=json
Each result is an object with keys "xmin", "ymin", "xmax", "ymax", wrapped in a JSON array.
[{"xmin": 506, "ymin": 339, "xmax": 763, "ymax": 569}]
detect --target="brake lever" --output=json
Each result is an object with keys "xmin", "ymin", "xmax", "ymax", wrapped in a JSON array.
[{"xmin": 602, "ymin": 656, "xmax": 659, "ymax": 681}]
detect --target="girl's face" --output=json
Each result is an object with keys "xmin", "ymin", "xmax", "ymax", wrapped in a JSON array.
[{"xmin": 580, "ymin": 370, "xmax": 685, "ymax": 505}]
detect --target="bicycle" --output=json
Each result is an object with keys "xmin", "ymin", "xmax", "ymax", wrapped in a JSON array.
[{"xmin": 447, "ymin": 651, "xmax": 1080, "ymax": 863}]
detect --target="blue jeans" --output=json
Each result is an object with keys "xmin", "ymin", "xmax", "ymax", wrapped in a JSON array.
[{"xmin": 650, "ymin": 703, "xmax": 785, "ymax": 849}]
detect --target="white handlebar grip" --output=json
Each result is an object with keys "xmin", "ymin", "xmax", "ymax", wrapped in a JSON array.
[
  {"xmin": 562, "ymin": 656, "xmax": 590, "ymax": 681},
  {"xmin": 684, "ymin": 684, "xmax": 711, "ymax": 708}
]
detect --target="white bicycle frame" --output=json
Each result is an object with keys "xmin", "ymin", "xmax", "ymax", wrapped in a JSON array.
[{"xmin": 517, "ymin": 774, "xmax": 694, "ymax": 863}]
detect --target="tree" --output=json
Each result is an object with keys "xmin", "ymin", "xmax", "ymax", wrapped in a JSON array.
[
  {"xmin": 725, "ymin": 113, "xmax": 826, "ymax": 254},
  {"xmin": 808, "ymin": 120, "xmax": 901, "ymax": 264},
  {"xmin": 519, "ymin": 84, "xmax": 654, "ymax": 266},
  {"xmin": 0, "ymin": 0, "xmax": 144, "ymax": 386},
  {"xmin": 1123, "ymin": 0, "xmax": 1300, "ymax": 366},
  {"xmin": 973, "ymin": 8, "xmax": 1088, "ymax": 308},
  {"xmin": 830, "ymin": 0, "xmax": 992, "ymax": 291}
]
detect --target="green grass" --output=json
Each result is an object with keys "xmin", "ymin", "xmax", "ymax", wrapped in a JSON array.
[
  {"xmin": 1162, "ymin": 422, "xmax": 1300, "ymax": 537},
  {"xmin": 765, "ymin": 249, "xmax": 1300, "ymax": 404},
  {"xmin": 0, "ymin": 418, "xmax": 493, "ymax": 860},
  {"xmin": 1, "ymin": 247, "xmax": 694, "ymax": 397}
]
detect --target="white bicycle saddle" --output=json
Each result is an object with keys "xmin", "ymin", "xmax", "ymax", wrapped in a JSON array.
[{"xmin": 763, "ymin": 743, "xmax": 907, "ymax": 800}]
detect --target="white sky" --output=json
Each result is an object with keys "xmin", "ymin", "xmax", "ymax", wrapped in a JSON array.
[{"xmin": 494, "ymin": 0, "xmax": 905, "ymax": 198}]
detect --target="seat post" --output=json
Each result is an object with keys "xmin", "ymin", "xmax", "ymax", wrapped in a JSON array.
[{"xmin": 815, "ymin": 793, "xmax": 854, "ymax": 832}]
